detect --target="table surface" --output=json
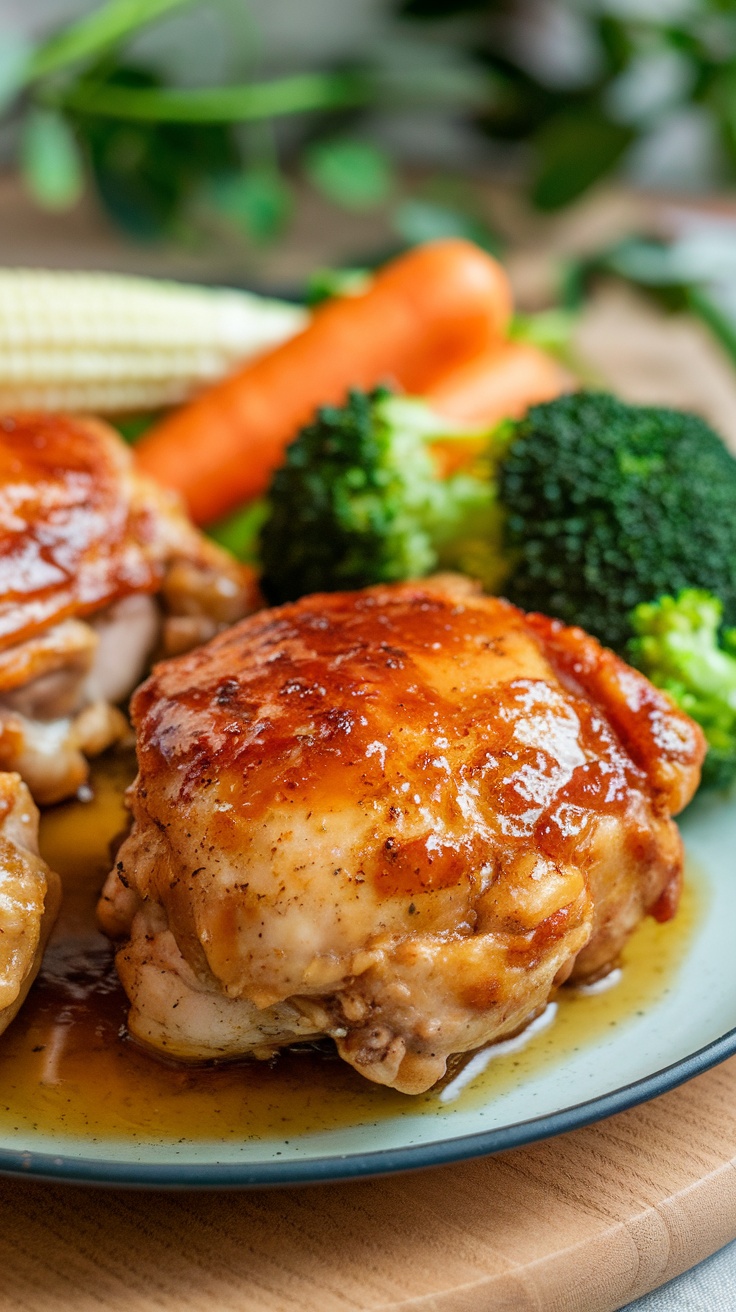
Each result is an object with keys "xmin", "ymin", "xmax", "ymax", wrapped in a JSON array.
[{"xmin": 2, "ymin": 176, "xmax": 736, "ymax": 1312}]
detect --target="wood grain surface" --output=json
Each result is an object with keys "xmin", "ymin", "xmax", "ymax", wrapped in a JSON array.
[{"xmin": 2, "ymin": 1054, "xmax": 736, "ymax": 1312}]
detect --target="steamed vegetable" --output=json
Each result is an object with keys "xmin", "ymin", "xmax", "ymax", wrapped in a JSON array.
[
  {"xmin": 628, "ymin": 590, "xmax": 736, "ymax": 791},
  {"xmin": 500, "ymin": 392, "xmax": 736, "ymax": 651},
  {"xmin": 260, "ymin": 390, "xmax": 736, "ymax": 649},
  {"xmin": 260, "ymin": 388, "xmax": 506, "ymax": 604},
  {"xmin": 135, "ymin": 239, "xmax": 513, "ymax": 524},
  {"xmin": 0, "ymin": 269, "xmax": 305, "ymax": 414}
]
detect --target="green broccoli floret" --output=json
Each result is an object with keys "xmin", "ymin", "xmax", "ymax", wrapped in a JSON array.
[
  {"xmin": 260, "ymin": 387, "xmax": 508, "ymax": 604},
  {"xmin": 627, "ymin": 590, "xmax": 736, "ymax": 791},
  {"xmin": 500, "ymin": 392, "xmax": 736, "ymax": 651},
  {"xmin": 257, "ymin": 388, "xmax": 736, "ymax": 687}
]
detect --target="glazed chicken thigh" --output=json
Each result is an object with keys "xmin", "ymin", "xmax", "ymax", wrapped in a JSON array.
[
  {"xmin": 0, "ymin": 413, "xmax": 256, "ymax": 803},
  {"xmin": 0, "ymin": 772, "xmax": 60, "ymax": 1036},
  {"xmin": 99, "ymin": 576, "xmax": 704, "ymax": 1094}
]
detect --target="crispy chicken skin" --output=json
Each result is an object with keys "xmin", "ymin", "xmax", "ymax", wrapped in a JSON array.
[
  {"xmin": 0, "ymin": 413, "xmax": 257, "ymax": 803},
  {"xmin": 99, "ymin": 576, "xmax": 705, "ymax": 1094},
  {"xmin": 0, "ymin": 772, "xmax": 61, "ymax": 1036}
]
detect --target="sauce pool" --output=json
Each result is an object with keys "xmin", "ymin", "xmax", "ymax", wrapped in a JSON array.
[{"xmin": 0, "ymin": 753, "xmax": 703, "ymax": 1144}]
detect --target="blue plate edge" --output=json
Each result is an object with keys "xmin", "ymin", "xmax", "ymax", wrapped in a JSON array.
[{"xmin": 3, "ymin": 1022, "xmax": 735, "ymax": 1190}]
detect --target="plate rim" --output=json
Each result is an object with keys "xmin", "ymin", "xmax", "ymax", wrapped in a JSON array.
[{"xmin": 3, "ymin": 1022, "xmax": 735, "ymax": 1189}]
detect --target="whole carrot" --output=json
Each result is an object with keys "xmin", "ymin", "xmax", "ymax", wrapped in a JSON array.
[
  {"xmin": 426, "ymin": 339, "xmax": 569, "ymax": 427},
  {"xmin": 136, "ymin": 240, "xmax": 512, "ymax": 524}
]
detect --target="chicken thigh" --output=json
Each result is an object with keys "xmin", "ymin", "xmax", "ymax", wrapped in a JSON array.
[
  {"xmin": 0, "ymin": 772, "xmax": 61, "ymax": 1036},
  {"xmin": 0, "ymin": 413, "xmax": 257, "ymax": 803},
  {"xmin": 99, "ymin": 576, "xmax": 704, "ymax": 1094}
]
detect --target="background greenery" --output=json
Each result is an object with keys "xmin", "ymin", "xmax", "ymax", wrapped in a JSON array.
[{"xmin": 1, "ymin": 0, "xmax": 735, "ymax": 251}]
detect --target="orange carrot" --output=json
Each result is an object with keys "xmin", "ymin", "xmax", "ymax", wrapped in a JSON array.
[
  {"xmin": 425, "ymin": 339, "xmax": 569, "ymax": 428},
  {"xmin": 136, "ymin": 240, "xmax": 512, "ymax": 524}
]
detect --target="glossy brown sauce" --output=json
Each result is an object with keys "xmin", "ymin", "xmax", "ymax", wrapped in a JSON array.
[
  {"xmin": 0, "ymin": 752, "xmax": 702, "ymax": 1144},
  {"xmin": 0, "ymin": 414, "xmax": 162, "ymax": 650}
]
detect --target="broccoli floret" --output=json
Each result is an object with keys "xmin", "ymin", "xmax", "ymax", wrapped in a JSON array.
[
  {"xmin": 627, "ymin": 590, "xmax": 736, "ymax": 790},
  {"xmin": 500, "ymin": 392, "xmax": 736, "ymax": 651},
  {"xmin": 260, "ymin": 387, "xmax": 507, "ymax": 604},
  {"xmin": 259, "ymin": 388, "xmax": 736, "ymax": 707}
]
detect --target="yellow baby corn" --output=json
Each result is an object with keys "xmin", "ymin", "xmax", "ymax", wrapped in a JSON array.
[{"xmin": 0, "ymin": 269, "xmax": 307, "ymax": 413}]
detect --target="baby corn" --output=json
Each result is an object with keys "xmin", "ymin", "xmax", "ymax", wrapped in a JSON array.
[{"xmin": 0, "ymin": 269, "xmax": 307, "ymax": 413}]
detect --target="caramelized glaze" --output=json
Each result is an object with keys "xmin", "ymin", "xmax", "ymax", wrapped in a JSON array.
[
  {"xmin": 527, "ymin": 612, "xmax": 705, "ymax": 816},
  {"xmin": 0, "ymin": 414, "xmax": 166, "ymax": 648},
  {"xmin": 131, "ymin": 583, "xmax": 701, "ymax": 904}
]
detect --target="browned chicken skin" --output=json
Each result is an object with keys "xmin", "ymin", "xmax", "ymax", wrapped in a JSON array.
[
  {"xmin": 99, "ymin": 576, "xmax": 705, "ymax": 1094},
  {"xmin": 0, "ymin": 771, "xmax": 61, "ymax": 1036},
  {"xmin": 0, "ymin": 413, "xmax": 257, "ymax": 803}
]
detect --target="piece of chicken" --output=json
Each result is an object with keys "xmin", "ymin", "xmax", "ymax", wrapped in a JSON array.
[
  {"xmin": 99, "ymin": 576, "xmax": 705, "ymax": 1094},
  {"xmin": 0, "ymin": 412, "xmax": 258, "ymax": 804},
  {"xmin": 0, "ymin": 771, "xmax": 61, "ymax": 1036}
]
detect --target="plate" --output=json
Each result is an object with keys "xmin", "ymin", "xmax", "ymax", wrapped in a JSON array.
[{"xmin": 0, "ymin": 782, "xmax": 734, "ymax": 1188}]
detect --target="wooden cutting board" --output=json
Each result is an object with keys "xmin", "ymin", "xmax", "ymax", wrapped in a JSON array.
[{"xmin": 3, "ymin": 1052, "xmax": 736, "ymax": 1312}]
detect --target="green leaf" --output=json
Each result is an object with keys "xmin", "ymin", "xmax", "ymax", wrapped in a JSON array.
[
  {"xmin": 208, "ymin": 500, "xmax": 268, "ymax": 562},
  {"xmin": 210, "ymin": 169, "xmax": 292, "ymax": 244},
  {"xmin": 21, "ymin": 110, "xmax": 84, "ymax": 211},
  {"xmin": 0, "ymin": 33, "xmax": 33, "ymax": 114},
  {"xmin": 60, "ymin": 71, "xmax": 371, "ymax": 124},
  {"xmin": 391, "ymin": 199, "xmax": 501, "ymax": 253},
  {"xmin": 602, "ymin": 237, "xmax": 680, "ymax": 286},
  {"xmin": 112, "ymin": 412, "xmax": 160, "ymax": 443},
  {"xmin": 304, "ymin": 138, "xmax": 394, "ymax": 211},
  {"xmin": 75, "ymin": 64, "xmax": 241, "ymax": 240},
  {"xmin": 305, "ymin": 267, "xmax": 371, "ymax": 306},
  {"xmin": 531, "ymin": 111, "xmax": 633, "ymax": 211},
  {"xmin": 27, "ymin": 0, "xmax": 192, "ymax": 84}
]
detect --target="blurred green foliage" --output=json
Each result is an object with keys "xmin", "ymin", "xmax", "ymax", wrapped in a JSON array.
[
  {"xmin": 0, "ymin": 0, "xmax": 493, "ymax": 248},
  {"xmin": 565, "ymin": 228, "xmax": 736, "ymax": 366},
  {"xmin": 303, "ymin": 138, "xmax": 395, "ymax": 211},
  {"xmin": 20, "ymin": 108, "xmax": 85, "ymax": 209},
  {"xmin": 399, "ymin": 0, "xmax": 736, "ymax": 208},
  {"xmin": 3, "ymin": 0, "xmax": 736, "ymax": 250}
]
